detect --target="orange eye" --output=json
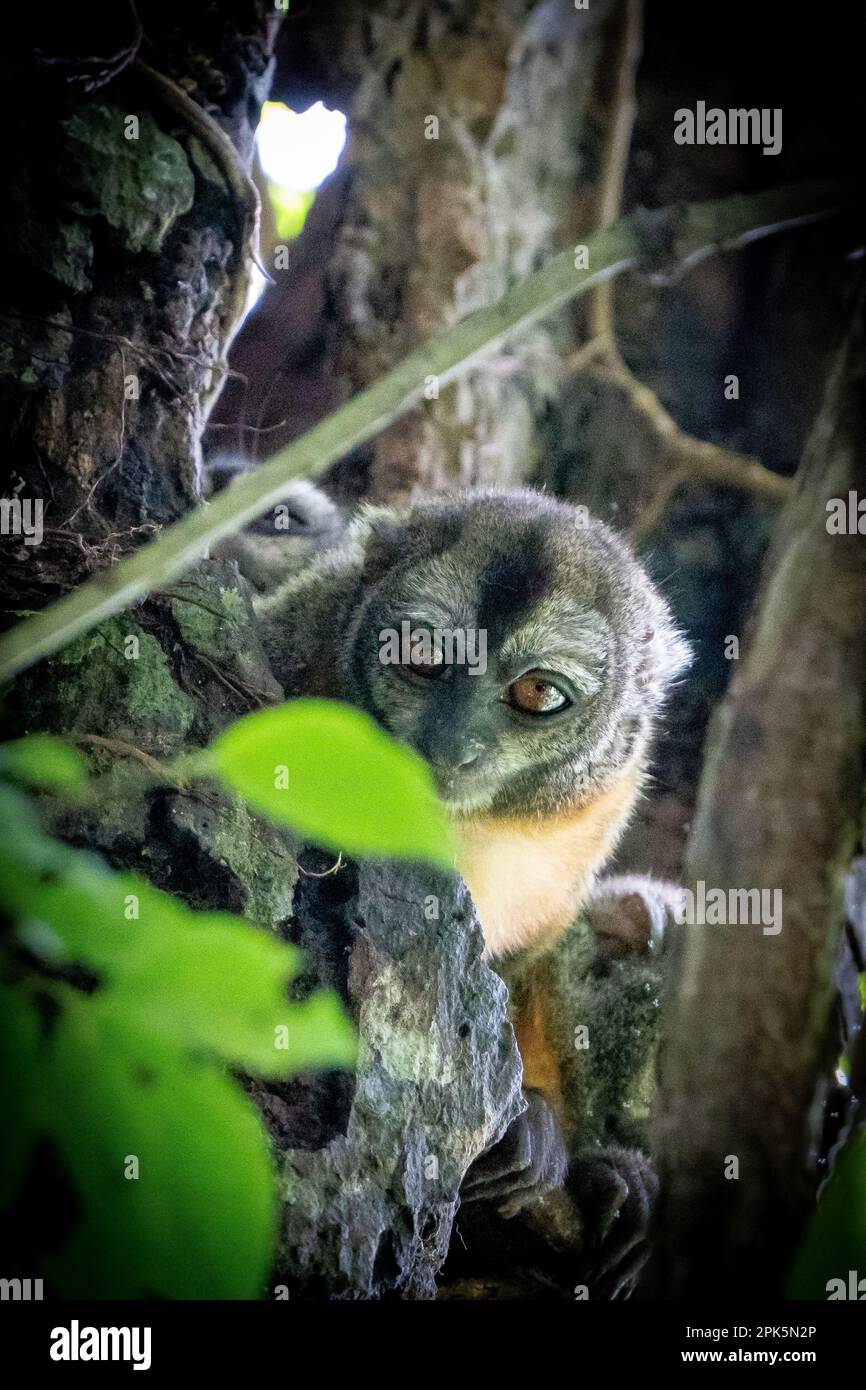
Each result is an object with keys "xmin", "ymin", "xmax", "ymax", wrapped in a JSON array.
[{"xmin": 507, "ymin": 674, "xmax": 569, "ymax": 714}]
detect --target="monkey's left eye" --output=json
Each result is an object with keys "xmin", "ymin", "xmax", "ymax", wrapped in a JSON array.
[{"xmin": 507, "ymin": 673, "xmax": 569, "ymax": 715}]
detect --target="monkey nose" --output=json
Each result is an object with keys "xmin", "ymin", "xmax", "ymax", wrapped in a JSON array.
[
  {"xmin": 427, "ymin": 742, "xmax": 483, "ymax": 781},
  {"xmin": 449, "ymin": 741, "xmax": 485, "ymax": 773}
]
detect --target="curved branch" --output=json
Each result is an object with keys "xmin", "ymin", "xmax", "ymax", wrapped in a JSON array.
[{"xmin": 578, "ymin": 0, "xmax": 793, "ymax": 526}]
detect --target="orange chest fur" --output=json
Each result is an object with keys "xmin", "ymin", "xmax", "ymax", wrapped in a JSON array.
[{"xmin": 454, "ymin": 765, "xmax": 641, "ymax": 959}]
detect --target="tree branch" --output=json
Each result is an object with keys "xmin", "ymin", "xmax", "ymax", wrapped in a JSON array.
[
  {"xmin": 575, "ymin": 0, "xmax": 794, "ymax": 528},
  {"xmin": 587, "ymin": 0, "xmax": 643, "ymax": 356},
  {"xmin": 0, "ymin": 181, "xmax": 844, "ymax": 683},
  {"xmin": 651, "ymin": 280, "xmax": 866, "ymax": 1297}
]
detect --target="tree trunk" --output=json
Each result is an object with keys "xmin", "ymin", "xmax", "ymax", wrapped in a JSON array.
[
  {"xmin": 1, "ymin": 1, "xmax": 522, "ymax": 1298},
  {"xmin": 651, "ymin": 280, "xmax": 866, "ymax": 1297},
  {"xmin": 210, "ymin": 0, "xmax": 616, "ymax": 504},
  {"xmin": 1, "ymin": 2, "xmax": 279, "ymax": 606}
]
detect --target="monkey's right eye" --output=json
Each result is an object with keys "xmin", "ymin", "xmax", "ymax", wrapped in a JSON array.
[
  {"xmin": 405, "ymin": 648, "xmax": 447, "ymax": 678},
  {"xmin": 507, "ymin": 673, "xmax": 570, "ymax": 715},
  {"xmin": 399, "ymin": 631, "xmax": 448, "ymax": 679}
]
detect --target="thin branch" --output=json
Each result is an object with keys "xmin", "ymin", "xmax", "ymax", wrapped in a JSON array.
[
  {"xmin": 629, "ymin": 462, "xmax": 691, "ymax": 541},
  {"xmin": 192, "ymin": 651, "xmax": 271, "ymax": 708},
  {"xmin": 207, "ymin": 417, "xmax": 289, "ymax": 436},
  {"xmin": 0, "ymin": 181, "xmax": 844, "ymax": 683},
  {"xmin": 297, "ymin": 853, "xmax": 345, "ymax": 878},
  {"xmin": 71, "ymin": 733, "xmax": 183, "ymax": 787},
  {"xmin": 578, "ymin": 0, "xmax": 792, "ymax": 526},
  {"xmin": 587, "ymin": 0, "xmax": 643, "ymax": 354},
  {"xmin": 64, "ymin": 348, "xmax": 128, "ymax": 527},
  {"xmin": 582, "ymin": 359, "xmax": 792, "ymax": 544}
]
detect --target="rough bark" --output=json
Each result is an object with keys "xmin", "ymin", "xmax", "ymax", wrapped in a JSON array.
[
  {"xmin": 1, "ymin": 2, "xmax": 523, "ymax": 1300},
  {"xmin": 268, "ymin": 858, "xmax": 522, "ymax": 1299},
  {"xmin": 211, "ymin": 0, "xmax": 616, "ymax": 504},
  {"xmin": 651, "ymin": 281, "xmax": 866, "ymax": 1298},
  {"xmin": 1, "ymin": 2, "xmax": 278, "ymax": 608}
]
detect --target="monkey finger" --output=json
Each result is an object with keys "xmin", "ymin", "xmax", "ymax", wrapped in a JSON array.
[
  {"xmin": 462, "ymin": 1115, "xmax": 533, "ymax": 1193},
  {"xmin": 570, "ymin": 1154, "xmax": 629, "ymax": 1247},
  {"xmin": 462, "ymin": 1091, "xmax": 567, "ymax": 1204},
  {"xmin": 593, "ymin": 1240, "xmax": 652, "ymax": 1300},
  {"xmin": 573, "ymin": 1147, "xmax": 658, "ymax": 1294}
]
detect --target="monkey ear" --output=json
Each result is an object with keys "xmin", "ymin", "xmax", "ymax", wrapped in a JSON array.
[
  {"xmin": 584, "ymin": 875, "xmax": 687, "ymax": 958},
  {"xmin": 356, "ymin": 503, "xmax": 450, "ymax": 584},
  {"xmin": 634, "ymin": 602, "xmax": 692, "ymax": 703},
  {"xmin": 353, "ymin": 507, "xmax": 409, "ymax": 585}
]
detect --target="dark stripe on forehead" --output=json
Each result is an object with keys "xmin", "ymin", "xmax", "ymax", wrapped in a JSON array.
[
  {"xmin": 476, "ymin": 531, "xmax": 552, "ymax": 646},
  {"xmin": 411, "ymin": 666, "xmax": 478, "ymax": 766},
  {"xmin": 406, "ymin": 500, "xmax": 467, "ymax": 557}
]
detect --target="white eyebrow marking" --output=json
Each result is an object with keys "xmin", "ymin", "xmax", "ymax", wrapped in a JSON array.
[{"xmin": 500, "ymin": 598, "xmax": 608, "ymax": 695}]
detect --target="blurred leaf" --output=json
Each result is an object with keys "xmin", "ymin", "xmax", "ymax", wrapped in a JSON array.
[
  {"xmin": 110, "ymin": 912, "xmax": 356, "ymax": 1074},
  {"xmin": 203, "ymin": 698, "xmax": 452, "ymax": 867},
  {"xmin": 785, "ymin": 1128, "xmax": 866, "ymax": 1298},
  {"xmin": 0, "ymin": 987, "xmax": 43, "ymax": 1207},
  {"xmin": 44, "ymin": 998, "xmax": 277, "ymax": 1299},
  {"xmin": 0, "ymin": 734, "xmax": 87, "ymax": 788},
  {"xmin": 0, "ymin": 799, "xmax": 354, "ymax": 1077},
  {"xmin": 268, "ymin": 183, "xmax": 314, "ymax": 240},
  {"xmin": 0, "ymin": 806, "xmax": 190, "ymax": 975},
  {"xmin": 0, "ymin": 778, "xmax": 358, "ymax": 1296}
]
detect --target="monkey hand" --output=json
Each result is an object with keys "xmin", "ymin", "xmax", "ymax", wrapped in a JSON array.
[
  {"xmin": 569, "ymin": 1144, "xmax": 658, "ymax": 1298},
  {"xmin": 460, "ymin": 1088, "xmax": 569, "ymax": 1218}
]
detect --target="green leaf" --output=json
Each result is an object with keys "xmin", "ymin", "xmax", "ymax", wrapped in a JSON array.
[
  {"xmin": 0, "ymin": 833, "xmax": 191, "ymax": 976},
  {"xmin": 0, "ymin": 822, "xmax": 355, "ymax": 1076},
  {"xmin": 203, "ymin": 698, "xmax": 452, "ymax": 866},
  {"xmin": 44, "ymin": 996, "xmax": 277, "ymax": 1299},
  {"xmin": 0, "ymin": 734, "xmax": 87, "ymax": 788},
  {"xmin": 0, "ymin": 782, "xmax": 69, "ymax": 871},
  {"xmin": 109, "ymin": 912, "xmax": 356, "ymax": 1075},
  {"xmin": 0, "ymin": 987, "xmax": 44, "ymax": 1207},
  {"xmin": 268, "ymin": 183, "xmax": 314, "ymax": 240},
  {"xmin": 0, "ymin": 781, "xmax": 357, "ymax": 1298},
  {"xmin": 785, "ymin": 1128, "xmax": 866, "ymax": 1298}
]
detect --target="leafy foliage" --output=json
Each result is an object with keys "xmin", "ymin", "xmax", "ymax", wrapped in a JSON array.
[
  {"xmin": 1, "ymin": 698, "xmax": 450, "ymax": 1297},
  {"xmin": 0, "ymin": 733, "xmax": 87, "ymax": 788},
  {"xmin": 786, "ymin": 1128, "xmax": 866, "ymax": 1299},
  {"xmin": 0, "ymin": 755, "xmax": 355, "ymax": 1298},
  {"xmin": 200, "ymin": 698, "xmax": 452, "ymax": 867}
]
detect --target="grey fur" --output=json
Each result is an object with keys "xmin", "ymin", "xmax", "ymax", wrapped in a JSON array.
[
  {"xmin": 255, "ymin": 487, "xmax": 690, "ymax": 820},
  {"xmin": 205, "ymin": 457, "xmax": 344, "ymax": 592}
]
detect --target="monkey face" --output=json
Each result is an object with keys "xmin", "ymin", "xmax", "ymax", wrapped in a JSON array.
[
  {"xmin": 343, "ymin": 489, "xmax": 690, "ymax": 818},
  {"xmin": 207, "ymin": 461, "xmax": 344, "ymax": 592}
]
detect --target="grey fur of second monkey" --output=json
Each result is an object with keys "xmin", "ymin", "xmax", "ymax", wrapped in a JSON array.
[{"xmin": 207, "ymin": 457, "xmax": 345, "ymax": 593}]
